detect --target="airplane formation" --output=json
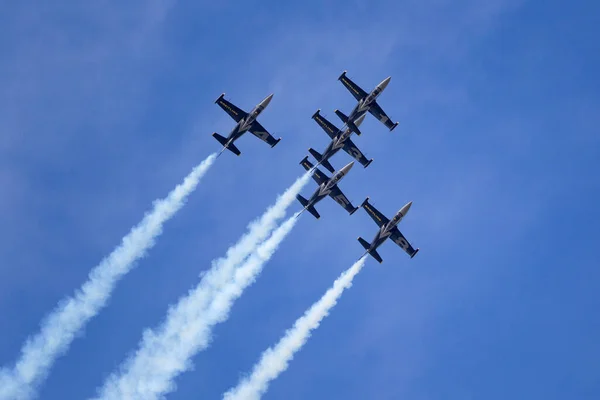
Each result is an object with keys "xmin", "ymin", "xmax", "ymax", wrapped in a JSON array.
[
  {"xmin": 214, "ymin": 70, "xmax": 419, "ymax": 263},
  {"xmin": 0, "ymin": 70, "xmax": 422, "ymax": 400}
]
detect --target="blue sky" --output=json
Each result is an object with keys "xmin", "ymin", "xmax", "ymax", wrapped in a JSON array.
[{"xmin": 1, "ymin": 0, "xmax": 599, "ymax": 399}]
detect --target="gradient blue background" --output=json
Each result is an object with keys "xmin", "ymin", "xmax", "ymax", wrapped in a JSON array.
[{"xmin": 1, "ymin": 0, "xmax": 599, "ymax": 399}]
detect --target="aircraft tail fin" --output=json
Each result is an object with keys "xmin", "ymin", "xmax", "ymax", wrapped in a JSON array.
[
  {"xmin": 213, "ymin": 133, "xmax": 241, "ymax": 156},
  {"xmin": 334, "ymin": 110, "xmax": 362, "ymax": 135},
  {"xmin": 308, "ymin": 148, "xmax": 335, "ymax": 173},
  {"xmin": 358, "ymin": 237, "xmax": 382, "ymax": 263},
  {"xmin": 297, "ymin": 195, "xmax": 320, "ymax": 219}
]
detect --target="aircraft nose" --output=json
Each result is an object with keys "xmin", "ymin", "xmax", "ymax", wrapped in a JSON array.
[
  {"xmin": 261, "ymin": 93, "xmax": 274, "ymax": 107},
  {"xmin": 378, "ymin": 76, "xmax": 391, "ymax": 90},
  {"xmin": 341, "ymin": 161, "xmax": 355, "ymax": 174},
  {"xmin": 401, "ymin": 201, "xmax": 412, "ymax": 215}
]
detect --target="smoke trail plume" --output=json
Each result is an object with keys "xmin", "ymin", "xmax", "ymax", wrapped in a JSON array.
[
  {"xmin": 94, "ymin": 175, "xmax": 310, "ymax": 400},
  {"xmin": 223, "ymin": 256, "xmax": 368, "ymax": 400},
  {"xmin": 0, "ymin": 154, "xmax": 217, "ymax": 400}
]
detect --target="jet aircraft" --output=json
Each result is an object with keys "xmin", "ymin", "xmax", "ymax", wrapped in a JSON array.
[
  {"xmin": 308, "ymin": 109, "xmax": 373, "ymax": 174},
  {"xmin": 335, "ymin": 71, "xmax": 399, "ymax": 136},
  {"xmin": 357, "ymin": 197, "xmax": 419, "ymax": 263},
  {"xmin": 296, "ymin": 157, "xmax": 359, "ymax": 219},
  {"xmin": 213, "ymin": 93, "xmax": 281, "ymax": 156}
]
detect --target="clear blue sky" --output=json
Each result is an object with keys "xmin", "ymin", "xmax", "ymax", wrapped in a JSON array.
[{"xmin": 1, "ymin": 0, "xmax": 599, "ymax": 399}]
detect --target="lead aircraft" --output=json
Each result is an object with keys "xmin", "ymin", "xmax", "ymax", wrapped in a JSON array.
[
  {"xmin": 358, "ymin": 197, "xmax": 419, "ymax": 263},
  {"xmin": 335, "ymin": 71, "xmax": 399, "ymax": 136},
  {"xmin": 213, "ymin": 93, "xmax": 281, "ymax": 156}
]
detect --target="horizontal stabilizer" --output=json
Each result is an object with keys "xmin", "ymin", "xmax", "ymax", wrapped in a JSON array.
[
  {"xmin": 213, "ymin": 133, "xmax": 241, "ymax": 156},
  {"xmin": 321, "ymin": 159, "xmax": 335, "ymax": 174},
  {"xmin": 358, "ymin": 236, "xmax": 370, "ymax": 251},
  {"xmin": 358, "ymin": 236, "xmax": 382, "ymax": 263},
  {"xmin": 296, "ymin": 194, "xmax": 309, "ymax": 208},
  {"xmin": 369, "ymin": 249, "xmax": 383, "ymax": 263},
  {"xmin": 297, "ymin": 195, "xmax": 320, "ymax": 219},
  {"xmin": 308, "ymin": 148, "xmax": 323, "ymax": 162},
  {"xmin": 305, "ymin": 205, "xmax": 320, "ymax": 219},
  {"xmin": 309, "ymin": 148, "xmax": 335, "ymax": 173},
  {"xmin": 334, "ymin": 109, "xmax": 362, "ymax": 136},
  {"xmin": 334, "ymin": 109, "xmax": 349, "ymax": 124}
]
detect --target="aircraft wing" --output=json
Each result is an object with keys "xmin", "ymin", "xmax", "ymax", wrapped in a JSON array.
[
  {"xmin": 312, "ymin": 110, "xmax": 339, "ymax": 139},
  {"xmin": 390, "ymin": 227, "xmax": 419, "ymax": 257},
  {"xmin": 249, "ymin": 121, "xmax": 280, "ymax": 146},
  {"xmin": 342, "ymin": 138, "xmax": 372, "ymax": 168},
  {"xmin": 368, "ymin": 101, "xmax": 398, "ymax": 130},
  {"xmin": 216, "ymin": 95, "xmax": 247, "ymax": 123},
  {"xmin": 339, "ymin": 71, "xmax": 368, "ymax": 101},
  {"xmin": 361, "ymin": 199, "xmax": 390, "ymax": 227},
  {"xmin": 300, "ymin": 156, "xmax": 329, "ymax": 186},
  {"xmin": 328, "ymin": 185, "xmax": 357, "ymax": 214}
]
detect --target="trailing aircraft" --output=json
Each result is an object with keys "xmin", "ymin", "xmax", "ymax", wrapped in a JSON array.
[
  {"xmin": 296, "ymin": 157, "xmax": 359, "ymax": 219},
  {"xmin": 335, "ymin": 71, "xmax": 399, "ymax": 135},
  {"xmin": 308, "ymin": 109, "xmax": 373, "ymax": 174},
  {"xmin": 213, "ymin": 93, "xmax": 281, "ymax": 156},
  {"xmin": 357, "ymin": 197, "xmax": 419, "ymax": 263}
]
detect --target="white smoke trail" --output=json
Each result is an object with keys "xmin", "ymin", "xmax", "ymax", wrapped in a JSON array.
[
  {"xmin": 0, "ymin": 154, "xmax": 217, "ymax": 400},
  {"xmin": 94, "ymin": 176, "xmax": 310, "ymax": 400},
  {"xmin": 223, "ymin": 255, "xmax": 368, "ymax": 400}
]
